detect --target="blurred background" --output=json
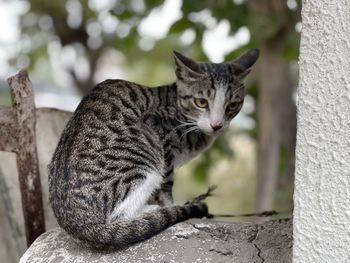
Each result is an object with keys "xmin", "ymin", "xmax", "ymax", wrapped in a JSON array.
[{"xmin": 0, "ymin": 0, "xmax": 300, "ymax": 261}]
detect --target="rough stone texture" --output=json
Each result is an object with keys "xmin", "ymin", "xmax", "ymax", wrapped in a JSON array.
[
  {"xmin": 0, "ymin": 108, "xmax": 71, "ymax": 262},
  {"xmin": 294, "ymin": 1, "xmax": 350, "ymax": 262},
  {"xmin": 20, "ymin": 219, "xmax": 292, "ymax": 263}
]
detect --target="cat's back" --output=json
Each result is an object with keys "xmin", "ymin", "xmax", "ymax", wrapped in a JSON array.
[
  {"xmin": 49, "ymin": 78, "xmax": 158, "ymax": 181},
  {"xmin": 48, "ymin": 79, "xmax": 161, "ymax": 215},
  {"xmin": 60, "ymin": 79, "xmax": 154, "ymax": 139}
]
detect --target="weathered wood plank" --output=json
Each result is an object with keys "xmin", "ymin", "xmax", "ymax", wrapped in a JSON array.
[
  {"xmin": 7, "ymin": 70, "xmax": 45, "ymax": 246},
  {"xmin": 0, "ymin": 106, "xmax": 17, "ymax": 152}
]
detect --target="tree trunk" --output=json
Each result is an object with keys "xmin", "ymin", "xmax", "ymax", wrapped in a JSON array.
[
  {"xmin": 278, "ymin": 62, "xmax": 296, "ymax": 208},
  {"xmin": 248, "ymin": 0, "xmax": 298, "ymax": 214},
  {"xmin": 255, "ymin": 42, "xmax": 285, "ymax": 212}
]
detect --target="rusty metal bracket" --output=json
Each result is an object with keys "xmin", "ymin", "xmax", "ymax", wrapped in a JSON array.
[{"xmin": 0, "ymin": 70, "xmax": 45, "ymax": 247}]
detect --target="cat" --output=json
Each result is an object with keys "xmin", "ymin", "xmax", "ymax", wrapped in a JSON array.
[{"xmin": 48, "ymin": 48, "xmax": 259, "ymax": 249}]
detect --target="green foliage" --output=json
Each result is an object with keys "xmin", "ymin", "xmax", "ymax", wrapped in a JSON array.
[{"xmin": 18, "ymin": 0, "xmax": 301, "ymax": 74}]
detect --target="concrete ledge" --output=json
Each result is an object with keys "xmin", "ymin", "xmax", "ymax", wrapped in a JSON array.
[{"xmin": 20, "ymin": 219, "xmax": 292, "ymax": 263}]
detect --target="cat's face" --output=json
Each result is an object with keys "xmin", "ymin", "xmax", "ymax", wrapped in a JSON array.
[{"xmin": 174, "ymin": 49, "xmax": 259, "ymax": 136}]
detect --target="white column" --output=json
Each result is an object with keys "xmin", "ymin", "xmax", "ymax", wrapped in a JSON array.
[{"xmin": 293, "ymin": 0, "xmax": 350, "ymax": 262}]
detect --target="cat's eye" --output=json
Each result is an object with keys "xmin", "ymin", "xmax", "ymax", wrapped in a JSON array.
[
  {"xmin": 227, "ymin": 102, "xmax": 237, "ymax": 111},
  {"xmin": 194, "ymin": 98, "xmax": 208, "ymax": 108}
]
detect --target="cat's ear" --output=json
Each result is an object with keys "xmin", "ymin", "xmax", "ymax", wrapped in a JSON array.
[
  {"xmin": 173, "ymin": 50, "xmax": 204, "ymax": 81},
  {"xmin": 229, "ymin": 48, "xmax": 259, "ymax": 79}
]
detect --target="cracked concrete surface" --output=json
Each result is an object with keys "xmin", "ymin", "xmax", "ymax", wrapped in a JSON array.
[
  {"xmin": 249, "ymin": 226, "xmax": 264, "ymax": 263},
  {"xmin": 20, "ymin": 219, "xmax": 292, "ymax": 263}
]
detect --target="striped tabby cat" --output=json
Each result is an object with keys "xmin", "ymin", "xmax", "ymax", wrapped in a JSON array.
[{"xmin": 49, "ymin": 49, "xmax": 259, "ymax": 248}]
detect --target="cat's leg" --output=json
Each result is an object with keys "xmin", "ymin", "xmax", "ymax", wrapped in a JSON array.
[
  {"xmin": 107, "ymin": 171, "xmax": 162, "ymax": 222},
  {"xmin": 146, "ymin": 186, "xmax": 173, "ymax": 207},
  {"xmin": 158, "ymin": 165, "xmax": 174, "ymax": 206},
  {"xmin": 147, "ymin": 166, "xmax": 174, "ymax": 207},
  {"xmin": 158, "ymin": 180, "xmax": 174, "ymax": 206}
]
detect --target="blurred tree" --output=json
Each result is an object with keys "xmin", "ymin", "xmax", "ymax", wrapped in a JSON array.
[
  {"xmin": 247, "ymin": 0, "xmax": 299, "ymax": 213},
  {"xmin": 15, "ymin": 0, "xmax": 300, "ymax": 212},
  {"xmin": 20, "ymin": 0, "xmax": 165, "ymax": 94}
]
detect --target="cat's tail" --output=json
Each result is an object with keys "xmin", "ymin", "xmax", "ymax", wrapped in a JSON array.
[{"xmin": 69, "ymin": 202, "xmax": 208, "ymax": 249}]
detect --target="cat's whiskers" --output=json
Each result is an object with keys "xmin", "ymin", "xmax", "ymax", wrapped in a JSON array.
[
  {"xmin": 172, "ymin": 124, "xmax": 197, "ymax": 135},
  {"xmin": 175, "ymin": 115, "xmax": 196, "ymax": 124},
  {"xmin": 180, "ymin": 126, "xmax": 200, "ymax": 140},
  {"xmin": 173, "ymin": 122, "xmax": 196, "ymax": 131},
  {"xmin": 172, "ymin": 116, "xmax": 198, "ymax": 132}
]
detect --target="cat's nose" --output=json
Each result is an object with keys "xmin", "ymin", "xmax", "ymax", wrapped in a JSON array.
[{"xmin": 210, "ymin": 122, "xmax": 223, "ymax": 131}]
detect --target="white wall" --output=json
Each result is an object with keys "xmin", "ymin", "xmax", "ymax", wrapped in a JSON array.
[{"xmin": 293, "ymin": 0, "xmax": 350, "ymax": 262}]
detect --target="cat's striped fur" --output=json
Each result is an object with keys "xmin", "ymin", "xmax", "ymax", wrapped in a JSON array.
[{"xmin": 49, "ymin": 49, "xmax": 259, "ymax": 248}]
